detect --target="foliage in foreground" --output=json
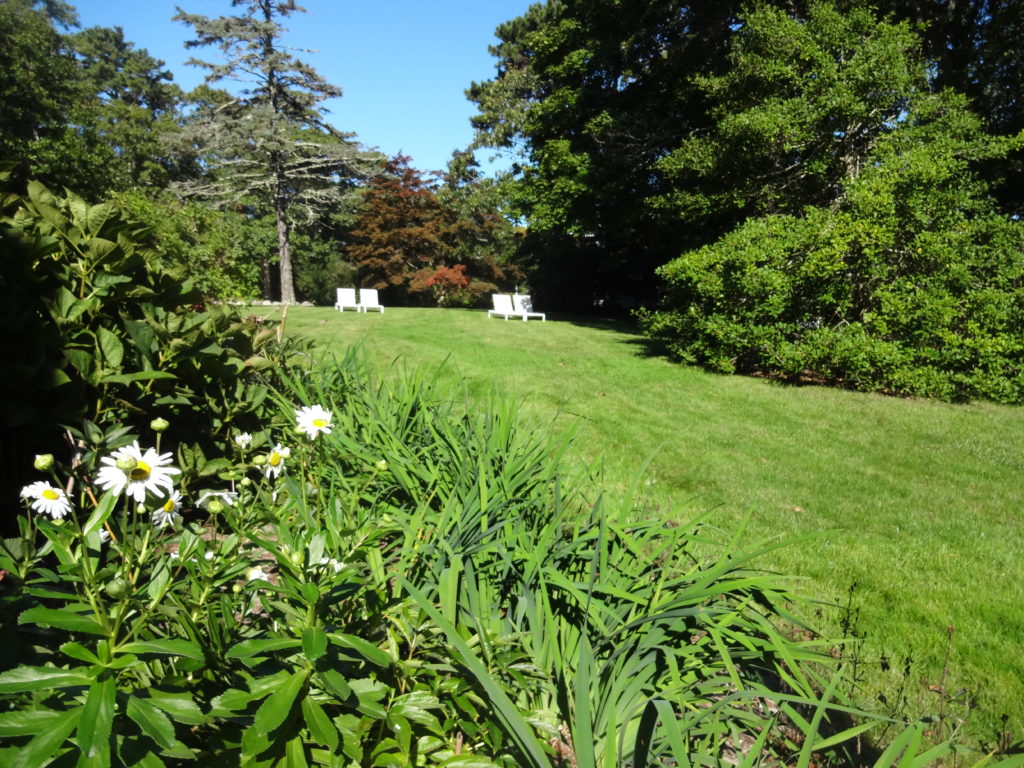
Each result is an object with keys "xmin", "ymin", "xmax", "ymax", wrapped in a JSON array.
[
  {"xmin": 0, "ymin": 172, "xmax": 300, "ymax": 523},
  {"xmin": 0, "ymin": 353, "xmax": 1003, "ymax": 766}
]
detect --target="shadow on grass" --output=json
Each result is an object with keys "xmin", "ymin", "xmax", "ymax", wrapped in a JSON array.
[{"xmin": 556, "ymin": 312, "xmax": 681, "ymax": 361}]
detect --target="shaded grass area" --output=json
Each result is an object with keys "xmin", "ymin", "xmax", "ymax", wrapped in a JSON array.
[{"xmin": 263, "ymin": 304, "xmax": 1024, "ymax": 741}]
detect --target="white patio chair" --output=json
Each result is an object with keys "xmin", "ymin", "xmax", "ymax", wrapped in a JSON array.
[
  {"xmin": 358, "ymin": 288, "xmax": 384, "ymax": 313},
  {"xmin": 512, "ymin": 293, "xmax": 545, "ymax": 322},
  {"xmin": 334, "ymin": 287, "xmax": 359, "ymax": 312},
  {"xmin": 488, "ymin": 293, "xmax": 516, "ymax": 320}
]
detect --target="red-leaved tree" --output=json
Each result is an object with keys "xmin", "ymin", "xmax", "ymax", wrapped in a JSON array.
[{"xmin": 347, "ymin": 154, "xmax": 521, "ymax": 306}]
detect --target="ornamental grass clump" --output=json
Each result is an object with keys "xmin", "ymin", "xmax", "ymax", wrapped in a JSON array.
[{"xmin": 0, "ymin": 353, "xmax": 997, "ymax": 765}]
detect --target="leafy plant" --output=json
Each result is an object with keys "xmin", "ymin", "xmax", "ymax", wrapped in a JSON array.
[
  {"xmin": 0, "ymin": 172, "xmax": 302, "ymax": 519},
  {"xmin": 2, "ymin": 351, "xmax": 1014, "ymax": 765},
  {"xmin": 639, "ymin": 5, "xmax": 1024, "ymax": 403}
]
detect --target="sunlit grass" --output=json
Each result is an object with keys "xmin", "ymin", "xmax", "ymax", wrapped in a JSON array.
[{"xmin": 261, "ymin": 304, "xmax": 1024, "ymax": 741}]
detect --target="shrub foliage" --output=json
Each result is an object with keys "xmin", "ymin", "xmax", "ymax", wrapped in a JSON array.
[
  {"xmin": 639, "ymin": 5, "xmax": 1024, "ymax": 403},
  {"xmin": 0, "ymin": 353, "xmax": 970, "ymax": 766},
  {"xmin": 0, "ymin": 172, "xmax": 295, "ymax": 521}
]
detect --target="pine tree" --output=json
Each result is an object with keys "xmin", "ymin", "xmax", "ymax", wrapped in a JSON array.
[{"xmin": 173, "ymin": 0, "xmax": 372, "ymax": 302}]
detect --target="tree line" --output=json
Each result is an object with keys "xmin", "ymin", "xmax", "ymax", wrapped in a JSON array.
[
  {"xmin": 4, "ymin": 0, "xmax": 1022, "ymax": 401},
  {"xmin": 1, "ymin": 0, "xmax": 521, "ymax": 307}
]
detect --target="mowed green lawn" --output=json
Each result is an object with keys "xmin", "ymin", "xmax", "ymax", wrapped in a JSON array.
[{"xmin": 264, "ymin": 304, "xmax": 1023, "ymax": 739}]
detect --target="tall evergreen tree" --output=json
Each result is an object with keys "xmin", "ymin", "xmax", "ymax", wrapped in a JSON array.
[
  {"xmin": 70, "ymin": 25, "xmax": 186, "ymax": 191},
  {"xmin": 1, "ymin": 1, "xmax": 187, "ymax": 197},
  {"xmin": 173, "ymin": 0, "xmax": 372, "ymax": 303}
]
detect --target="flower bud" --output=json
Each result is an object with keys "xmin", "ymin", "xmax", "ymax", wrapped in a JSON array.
[
  {"xmin": 105, "ymin": 577, "xmax": 129, "ymax": 599},
  {"xmin": 252, "ymin": 455, "xmax": 267, "ymax": 467},
  {"xmin": 207, "ymin": 499, "xmax": 225, "ymax": 514},
  {"xmin": 150, "ymin": 417, "xmax": 170, "ymax": 433},
  {"xmin": 289, "ymin": 551, "xmax": 303, "ymax": 566},
  {"xmin": 232, "ymin": 583, "xmax": 242, "ymax": 594},
  {"xmin": 34, "ymin": 454, "xmax": 55, "ymax": 471},
  {"xmin": 240, "ymin": 476, "xmax": 252, "ymax": 487},
  {"xmin": 375, "ymin": 459, "xmax": 388, "ymax": 472},
  {"xmin": 116, "ymin": 456, "xmax": 138, "ymax": 472}
]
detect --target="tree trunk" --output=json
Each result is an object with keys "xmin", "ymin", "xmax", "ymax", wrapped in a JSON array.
[
  {"xmin": 260, "ymin": 255, "xmax": 273, "ymax": 300},
  {"xmin": 275, "ymin": 187, "xmax": 295, "ymax": 304}
]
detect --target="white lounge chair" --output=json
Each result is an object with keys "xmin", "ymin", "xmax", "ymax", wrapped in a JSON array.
[
  {"xmin": 512, "ymin": 293, "xmax": 545, "ymax": 322},
  {"xmin": 488, "ymin": 293, "xmax": 517, "ymax": 320},
  {"xmin": 358, "ymin": 288, "xmax": 384, "ymax": 313},
  {"xmin": 334, "ymin": 287, "xmax": 359, "ymax": 312}
]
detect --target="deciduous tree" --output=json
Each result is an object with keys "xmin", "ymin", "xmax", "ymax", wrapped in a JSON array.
[{"xmin": 348, "ymin": 154, "xmax": 520, "ymax": 307}]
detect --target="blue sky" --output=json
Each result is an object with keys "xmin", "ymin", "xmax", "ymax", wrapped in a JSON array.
[{"xmin": 67, "ymin": 0, "xmax": 534, "ymax": 173}]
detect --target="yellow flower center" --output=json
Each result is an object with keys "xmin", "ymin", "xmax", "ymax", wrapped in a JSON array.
[
  {"xmin": 162, "ymin": 497, "xmax": 176, "ymax": 513},
  {"xmin": 313, "ymin": 418, "xmax": 327, "ymax": 428},
  {"xmin": 269, "ymin": 452, "xmax": 282, "ymax": 466},
  {"xmin": 42, "ymin": 489, "xmax": 60, "ymax": 500},
  {"xmin": 130, "ymin": 460, "xmax": 151, "ymax": 481}
]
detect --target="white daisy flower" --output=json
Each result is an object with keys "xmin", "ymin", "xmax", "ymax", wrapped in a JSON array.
[
  {"xmin": 152, "ymin": 490, "xmax": 182, "ymax": 529},
  {"xmin": 263, "ymin": 444, "xmax": 290, "ymax": 479},
  {"xmin": 95, "ymin": 442, "xmax": 180, "ymax": 504},
  {"xmin": 234, "ymin": 432, "xmax": 253, "ymax": 449},
  {"xmin": 20, "ymin": 481, "xmax": 72, "ymax": 520},
  {"xmin": 295, "ymin": 404, "xmax": 333, "ymax": 439}
]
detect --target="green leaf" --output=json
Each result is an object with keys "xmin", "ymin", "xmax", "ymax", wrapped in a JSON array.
[
  {"xmin": 285, "ymin": 733, "xmax": 309, "ymax": 767},
  {"xmin": 65, "ymin": 347, "xmax": 100, "ymax": 386},
  {"xmin": 86, "ymin": 237, "xmax": 118, "ymax": 265},
  {"xmin": 328, "ymin": 632, "xmax": 391, "ymax": 667},
  {"xmin": 123, "ymin": 319, "xmax": 157, "ymax": 360},
  {"xmin": 0, "ymin": 709, "xmax": 69, "ymax": 737},
  {"xmin": 11, "ymin": 706, "xmax": 80, "ymax": 768},
  {"xmin": 316, "ymin": 668, "xmax": 352, "ymax": 700},
  {"xmin": 390, "ymin": 691, "xmax": 442, "ymax": 728},
  {"xmin": 302, "ymin": 627, "xmax": 328, "ymax": 661},
  {"xmin": 78, "ymin": 675, "xmax": 116, "ymax": 758},
  {"xmin": 147, "ymin": 691, "xmax": 205, "ymax": 725},
  {"xmin": 398, "ymin": 578, "xmax": 549, "ymax": 768},
  {"xmin": 92, "ymin": 271, "xmax": 132, "ymax": 290},
  {"xmin": 301, "ymin": 696, "xmax": 339, "ymax": 752},
  {"xmin": 119, "ymin": 639, "xmax": 205, "ymax": 661},
  {"xmin": 100, "ymin": 370, "xmax": 177, "ymax": 385},
  {"xmin": 19, "ymin": 607, "xmax": 106, "ymax": 635},
  {"xmin": 387, "ymin": 713, "xmax": 412, "ymax": 757},
  {"xmin": 254, "ymin": 669, "xmax": 308, "ymax": 736},
  {"xmin": 0, "ymin": 665, "xmax": 93, "ymax": 692},
  {"xmin": 81, "ymin": 491, "xmax": 117, "ymax": 538},
  {"xmin": 226, "ymin": 637, "xmax": 301, "ymax": 659},
  {"xmin": 209, "ymin": 688, "xmax": 258, "ymax": 717},
  {"xmin": 86, "ymin": 203, "xmax": 116, "ymax": 238},
  {"xmin": 440, "ymin": 757, "xmax": 503, "ymax": 767},
  {"xmin": 198, "ymin": 458, "xmax": 234, "ymax": 477},
  {"xmin": 97, "ymin": 326, "xmax": 124, "ymax": 368},
  {"xmin": 60, "ymin": 642, "xmax": 101, "ymax": 665},
  {"xmin": 127, "ymin": 694, "xmax": 178, "ymax": 751}
]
